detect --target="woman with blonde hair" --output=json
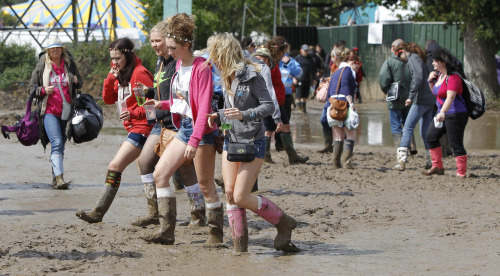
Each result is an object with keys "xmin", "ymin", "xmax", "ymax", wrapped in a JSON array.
[
  {"xmin": 325, "ymin": 47, "xmax": 357, "ymax": 169},
  {"xmin": 206, "ymin": 33, "xmax": 300, "ymax": 253},
  {"xmin": 141, "ymin": 13, "xmax": 222, "ymax": 245}
]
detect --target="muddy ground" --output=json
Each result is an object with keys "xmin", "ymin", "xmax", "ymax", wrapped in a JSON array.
[{"xmin": 1, "ymin": 99, "xmax": 499, "ymax": 275}]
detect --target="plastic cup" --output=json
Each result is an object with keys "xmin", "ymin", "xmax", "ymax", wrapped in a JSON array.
[
  {"xmin": 116, "ymin": 100, "xmax": 127, "ymax": 115},
  {"xmin": 144, "ymin": 104, "xmax": 156, "ymax": 125},
  {"xmin": 434, "ymin": 117, "xmax": 443, "ymax": 128},
  {"xmin": 222, "ymin": 123, "xmax": 232, "ymax": 130},
  {"xmin": 133, "ymin": 87, "xmax": 145, "ymax": 106}
]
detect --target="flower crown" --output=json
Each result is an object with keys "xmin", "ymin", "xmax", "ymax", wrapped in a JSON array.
[
  {"xmin": 108, "ymin": 47, "xmax": 134, "ymax": 53},
  {"xmin": 166, "ymin": 33, "xmax": 192, "ymax": 43},
  {"xmin": 270, "ymin": 42, "xmax": 287, "ymax": 48}
]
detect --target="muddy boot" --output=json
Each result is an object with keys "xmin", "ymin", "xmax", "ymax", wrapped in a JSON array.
[
  {"xmin": 264, "ymin": 136, "xmax": 275, "ymax": 164},
  {"xmin": 142, "ymin": 196, "xmax": 176, "ymax": 244},
  {"xmin": 281, "ymin": 132, "xmax": 309, "ymax": 165},
  {"xmin": 172, "ymin": 169, "xmax": 185, "ymax": 191},
  {"xmin": 424, "ymin": 150, "xmax": 432, "ymax": 170},
  {"xmin": 422, "ymin": 147, "xmax": 445, "ymax": 175},
  {"xmin": 254, "ymin": 196, "xmax": 300, "ymax": 252},
  {"xmin": 205, "ymin": 204, "xmax": 224, "ymax": 244},
  {"xmin": 392, "ymin": 132, "xmax": 402, "ymax": 148},
  {"xmin": 340, "ymin": 139, "xmax": 355, "ymax": 169},
  {"xmin": 332, "ymin": 141, "xmax": 343, "ymax": 168},
  {"xmin": 410, "ymin": 134, "xmax": 418, "ymax": 155},
  {"xmin": 297, "ymin": 102, "xmax": 303, "ymax": 113},
  {"xmin": 76, "ymin": 171, "xmax": 121, "ymax": 223},
  {"xmin": 393, "ymin": 147, "xmax": 408, "ymax": 171},
  {"xmin": 185, "ymin": 183, "xmax": 206, "ymax": 228},
  {"xmin": 54, "ymin": 174, "xmax": 70, "ymax": 190},
  {"xmin": 318, "ymin": 126, "xmax": 333, "ymax": 153},
  {"xmin": 227, "ymin": 204, "xmax": 248, "ymax": 252},
  {"xmin": 131, "ymin": 179, "xmax": 159, "ymax": 227},
  {"xmin": 455, "ymin": 155, "xmax": 467, "ymax": 178},
  {"xmin": 275, "ymin": 133, "xmax": 284, "ymax": 152},
  {"xmin": 302, "ymin": 101, "xmax": 307, "ymax": 114}
]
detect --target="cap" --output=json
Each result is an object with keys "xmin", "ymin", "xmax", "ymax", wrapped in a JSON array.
[
  {"xmin": 252, "ymin": 47, "xmax": 273, "ymax": 60},
  {"xmin": 46, "ymin": 37, "xmax": 63, "ymax": 49},
  {"xmin": 301, "ymin": 44, "xmax": 309, "ymax": 51}
]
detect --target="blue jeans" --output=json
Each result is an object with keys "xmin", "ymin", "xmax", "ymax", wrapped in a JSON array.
[
  {"xmin": 389, "ymin": 107, "xmax": 410, "ymax": 134},
  {"xmin": 44, "ymin": 113, "xmax": 67, "ymax": 176},
  {"xmin": 400, "ymin": 104, "xmax": 434, "ymax": 150}
]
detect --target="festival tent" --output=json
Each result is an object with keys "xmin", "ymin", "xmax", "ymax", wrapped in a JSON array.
[{"xmin": 1, "ymin": 0, "xmax": 147, "ymax": 40}]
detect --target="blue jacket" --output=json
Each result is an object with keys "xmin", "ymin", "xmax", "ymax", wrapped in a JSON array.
[
  {"xmin": 279, "ymin": 55, "xmax": 302, "ymax": 95},
  {"xmin": 324, "ymin": 64, "xmax": 356, "ymax": 110}
]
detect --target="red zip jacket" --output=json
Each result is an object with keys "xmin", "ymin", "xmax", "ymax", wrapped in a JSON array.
[
  {"xmin": 102, "ymin": 57, "xmax": 154, "ymax": 135},
  {"xmin": 270, "ymin": 65, "xmax": 286, "ymax": 106}
]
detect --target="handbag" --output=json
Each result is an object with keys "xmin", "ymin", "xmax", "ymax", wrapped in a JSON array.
[
  {"xmin": 386, "ymin": 62, "xmax": 406, "ymax": 102},
  {"xmin": 154, "ymin": 127, "xmax": 177, "ymax": 157},
  {"xmin": 226, "ymin": 141, "xmax": 255, "ymax": 162},
  {"xmin": 328, "ymin": 67, "xmax": 348, "ymax": 121},
  {"xmin": 315, "ymin": 77, "xmax": 330, "ymax": 103}
]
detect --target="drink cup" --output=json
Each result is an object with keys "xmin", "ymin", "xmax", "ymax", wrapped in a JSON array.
[
  {"xmin": 222, "ymin": 123, "xmax": 232, "ymax": 130},
  {"xmin": 144, "ymin": 104, "xmax": 156, "ymax": 125},
  {"xmin": 116, "ymin": 100, "xmax": 127, "ymax": 117},
  {"xmin": 434, "ymin": 116, "xmax": 443, "ymax": 128},
  {"xmin": 133, "ymin": 87, "xmax": 145, "ymax": 106}
]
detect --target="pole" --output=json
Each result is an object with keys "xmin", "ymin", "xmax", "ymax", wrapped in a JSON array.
[
  {"xmin": 241, "ymin": 2, "xmax": 246, "ymax": 39},
  {"xmin": 111, "ymin": 0, "xmax": 117, "ymax": 40},
  {"xmin": 279, "ymin": 0, "xmax": 282, "ymax": 26},
  {"xmin": 306, "ymin": 0, "xmax": 310, "ymax": 26},
  {"xmin": 295, "ymin": 0, "xmax": 298, "ymax": 26},
  {"xmin": 273, "ymin": 0, "xmax": 277, "ymax": 37},
  {"xmin": 72, "ymin": 0, "xmax": 77, "ymax": 44}
]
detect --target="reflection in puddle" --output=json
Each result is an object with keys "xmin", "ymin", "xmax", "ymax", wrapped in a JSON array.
[{"xmin": 290, "ymin": 102, "xmax": 500, "ymax": 150}]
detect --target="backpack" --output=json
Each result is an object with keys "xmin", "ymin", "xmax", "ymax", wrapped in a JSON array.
[
  {"xmin": 68, "ymin": 93, "xmax": 104, "ymax": 144},
  {"xmin": 446, "ymin": 73, "xmax": 486, "ymax": 120},
  {"xmin": 1, "ymin": 89, "xmax": 40, "ymax": 146}
]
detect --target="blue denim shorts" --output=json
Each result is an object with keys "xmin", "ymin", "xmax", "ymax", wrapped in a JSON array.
[
  {"xmin": 126, "ymin": 132, "xmax": 148, "ymax": 149},
  {"xmin": 150, "ymin": 122, "xmax": 162, "ymax": 136},
  {"xmin": 176, "ymin": 117, "xmax": 217, "ymax": 145},
  {"xmin": 223, "ymin": 136, "xmax": 266, "ymax": 159}
]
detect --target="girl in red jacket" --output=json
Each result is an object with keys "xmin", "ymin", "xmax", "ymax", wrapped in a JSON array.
[{"xmin": 76, "ymin": 37, "xmax": 154, "ymax": 223}]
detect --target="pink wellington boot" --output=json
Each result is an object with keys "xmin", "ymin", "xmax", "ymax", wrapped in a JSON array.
[
  {"xmin": 422, "ymin": 147, "xmax": 445, "ymax": 175},
  {"xmin": 227, "ymin": 207, "xmax": 248, "ymax": 252},
  {"xmin": 455, "ymin": 155, "xmax": 467, "ymax": 178},
  {"xmin": 254, "ymin": 196, "xmax": 300, "ymax": 252}
]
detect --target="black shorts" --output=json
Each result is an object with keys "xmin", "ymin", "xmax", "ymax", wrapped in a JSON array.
[
  {"xmin": 263, "ymin": 105, "xmax": 290, "ymax": 131},
  {"xmin": 296, "ymin": 81, "xmax": 311, "ymax": 99}
]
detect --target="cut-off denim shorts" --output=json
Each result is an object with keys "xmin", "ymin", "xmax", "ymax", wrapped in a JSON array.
[
  {"xmin": 126, "ymin": 132, "xmax": 148, "ymax": 149},
  {"xmin": 150, "ymin": 122, "xmax": 162, "ymax": 136},
  {"xmin": 223, "ymin": 136, "xmax": 266, "ymax": 159},
  {"xmin": 176, "ymin": 117, "xmax": 217, "ymax": 145}
]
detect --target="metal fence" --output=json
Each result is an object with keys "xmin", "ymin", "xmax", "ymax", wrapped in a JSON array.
[{"xmin": 317, "ymin": 22, "xmax": 464, "ymax": 101}]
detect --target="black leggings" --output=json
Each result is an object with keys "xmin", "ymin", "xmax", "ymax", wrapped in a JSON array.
[{"xmin": 426, "ymin": 112, "xmax": 468, "ymax": 156}]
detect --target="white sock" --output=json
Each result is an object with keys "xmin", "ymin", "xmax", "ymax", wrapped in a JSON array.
[
  {"xmin": 226, "ymin": 203, "xmax": 241, "ymax": 211},
  {"xmin": 156, "ymin": 187, "xmax": 175, "ymax": 198},
  {"xmin": 141, "ymin": 173, "xmax": 154, "ymax": 183},
  {"xmin": 206, "ymin": 200, "xmax": 222, "ymax": 209}
]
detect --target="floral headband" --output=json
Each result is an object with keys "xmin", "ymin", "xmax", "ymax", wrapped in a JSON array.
[
  {"xmin": 108, "ymin": 47, "xmax": 134, "ymax": 53},
  {"xmin": 270, "ymin": 42, "xmax": 287, "ymax": 48},
  {"xmin": 166, "ymin": 33, "xmax": 193, "ymax": 43}
]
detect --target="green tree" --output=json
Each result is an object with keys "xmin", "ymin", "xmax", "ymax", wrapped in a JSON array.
[{"xmin": 374, "ymin": 0, "xmax": 500, "ymax": 98}]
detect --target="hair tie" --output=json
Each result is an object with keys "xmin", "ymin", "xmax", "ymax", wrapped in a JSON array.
[{"xmin": 166, "ymin": 33, "xmax": 193, "ymax": 43}]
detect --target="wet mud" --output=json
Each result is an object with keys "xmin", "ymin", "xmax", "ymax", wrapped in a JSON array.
[{"xmin": 1, "ymin": 103, "xmax": 499, "ymax": 274}]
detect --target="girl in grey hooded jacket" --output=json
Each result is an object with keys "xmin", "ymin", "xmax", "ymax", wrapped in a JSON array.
[{"xmin": 206, "ymin": 33, "xmax": 300, "ymax": 253}]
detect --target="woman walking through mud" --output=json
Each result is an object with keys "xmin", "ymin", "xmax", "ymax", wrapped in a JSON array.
[
  {"xmin": 141, "ymin": 13, "xmax": 222, "ymax": 245},
  {"xmin": 28, "ymin": 37, "xmax": 83, "ymax": 189},
  {"xmin": 131, "ymin": 20, "xmax": 206, "ymax": 228},
  {"xmin": 206, "ymin": 33, "xmax": 300, "ymax": 253},
  {"xmin": 76, "ymin": 37, "xmax": 154, "ymax": 223}
]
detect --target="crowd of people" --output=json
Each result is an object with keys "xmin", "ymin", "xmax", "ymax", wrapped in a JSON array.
[{"xmin": 26, "ymin": 12, "xmax": 470, "ymax": 254}]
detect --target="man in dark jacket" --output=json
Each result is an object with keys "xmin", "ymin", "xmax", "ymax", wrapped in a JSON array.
[{"xmin": 294, "ymin": 44, "xmax": 316, "ymax": 113}]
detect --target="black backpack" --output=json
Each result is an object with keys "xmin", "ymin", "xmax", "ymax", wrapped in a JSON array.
[
  {"xmin": 446, "ymin": 73, "xmax": 486, "ymax": 120},
  {"xmin": 68, "ymin": 94, "xmax": 104, "ymax": 143}
]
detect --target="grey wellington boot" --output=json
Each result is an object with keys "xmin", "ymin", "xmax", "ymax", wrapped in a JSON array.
[
  {"xmin": 76, "ymin": 185, "xmax": 118, "ymax": 223},
  {"xmin": 264, "ymin": 136, "xmax": 275, "ymax": 164},
  {"xmin": 205, "ymin": 205, "xmax": 224, "ymax": 244},
  {"xmin": 141, "ymin": 197, "xmax": 177, "ymax": 245},
  {"xmin": 131, "ymin": 182, "xmax": 159, "ymax": 227},
  {"xmin": 332, "ymin": 141, "xmax": 344, "ymax": 168},
  {"xmin": 281, "ymin": 132, "xmax": 309, "ymax": 165}
]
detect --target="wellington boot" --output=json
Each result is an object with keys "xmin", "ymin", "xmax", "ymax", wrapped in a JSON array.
[
  {"xmin": 302, "ymin": 101, "xmax": 307, "ymax": 114},
  {"xmin": 393, "ymin": 147, "xmax": 408, "ymax": 171},
  {"xmin": 131, "ymin": 197, "xmax": 159, "ymax": 227},
  {"xmin": 188, "ymin": 208, "xmax": 206, "ymax": 228},
  {"xmin": 318, "ymin": 144, "xmax": 333, "ymax": 154},
  {"xmin": 141, "ymin": 197, "xmax": 176, "ymax": 245},
  {"xmin": 410, "ymin": 134, "xmax": 418, "ymax": 155},
  {"xmin": 205, "ymin": 206, "xmax": 224, "ymax": 244},
  {"xmin": 54, "ymin": 174, "xmax": 70, "ymax": 190},
  {"xmin": 76, "ymin": 185, "xmax": 118, "ymax": 223},
  {"xmin": 341, "ymin": 150, "xmax": 354, "ymax": 169},
  {"xmin": 332, "ymin": 141, "xmax": 343, "ymax": 168},
  {"xmin": 264, "ymin": 136, "xmax": 275, "ymax": 164},
  {"xmin": 172, "ymin": 170, "xmax": 185, "ymax": 191},
  {"xmin": 227, "ymin": 207, "xmax": 248, "ymax": 252},
  {"xmin": 424, "ymin": 150, "xmax": 432, "ymax": 170},
  {"xmin": 281, "ymin": 132, "xmax": 309, "ymax": 165},
  {"xmin": 422, "ymin": 147, "xmax": 444, "ymax": 175},
  {"xmin": 455, "ymin": 155, "xmax": 467, "ymax": 178},
  {"xmin": 392, "ymin": 133, "xmax": 402, "ymax": 148},
  {"xmin": 185, "ymin": 185, "xmax": 206, "ymax": 227},
  {"xmin": 275, "ymin": 134, "xmax": 284, "ymax": 152}
]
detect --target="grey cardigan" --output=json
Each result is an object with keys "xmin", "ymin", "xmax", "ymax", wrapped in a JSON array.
[
  {"xmin": 217, "ymin": 63, "xmax": 274, "ymax": 143},
  {"xmin": 406, "ymin": 53, "xmax": 435, "ymax": 106}
]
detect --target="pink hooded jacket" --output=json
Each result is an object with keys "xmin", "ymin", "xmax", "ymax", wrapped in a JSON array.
[{"xmin": 161, "ymin": 56, "xmax": 217, "ymax": 148}]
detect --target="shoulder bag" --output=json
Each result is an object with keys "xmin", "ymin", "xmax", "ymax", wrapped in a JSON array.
[
  {"xmin": 386, "ymin": 62, "xmax": 405, "ymax": 102},
  {"xmin": 225, "ymin": 93, "xmax": 255, "ymax": 162},
  {"xmin": 328, "ymin": 67, "xmax": 348, "ymax": 121},
  {"xmin": 315, "ymin": 77, "xmax": 330, "ymax": 103}
]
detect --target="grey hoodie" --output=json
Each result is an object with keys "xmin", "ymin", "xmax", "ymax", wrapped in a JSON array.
[
  {"xmin": 217, "ymin": 63, "xmax": 274, "ymax": 143},
  {"xmin": 407, "ymin": 53, "xmax": 435, "ymax": 106}
]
